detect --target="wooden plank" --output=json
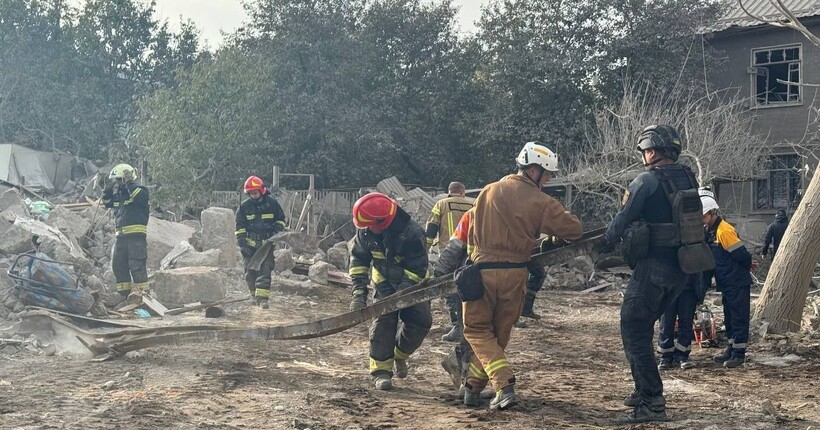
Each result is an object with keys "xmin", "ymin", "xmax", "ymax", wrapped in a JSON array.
[
  {"xmin": 142, "ymin": 295, "xmax": 168, "ymax": 317},
  {"xmin": 581, "ymin": 283, "xmax": 612, "ymax": 294}
]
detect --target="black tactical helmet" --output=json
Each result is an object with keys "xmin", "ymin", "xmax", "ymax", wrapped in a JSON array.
[{"xmin": 636, "ymin": 125, "xmax": 684, "ymax": 159}]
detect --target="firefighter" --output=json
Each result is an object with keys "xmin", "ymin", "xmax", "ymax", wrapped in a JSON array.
[
  {"xmin": 348, "ymin": 192, "xmax": 432, "ymax": 391},
  {"xmin": 463, "ymin": 142, "xmax": 582, "ymax": 410},
  {"xmin": 701, "ymin": 194, "xmax": 753, "ymax": 369},
  {"xmin": 761, "ymin": 209, "xmax": 789, "ymax": 260},
  {"xmin": 595, "ymin": 125, "xmax": 711, "ymax": 423},
  {"xmin": 443, "ymin": 213, "xmax": 550, "ymax": 342},
  {"xmin": 101, "ymin": 163, "xmax": 149, "ymax": 299},
  {"xmin": 426, "ymin": 181, "xmax": 473, "ymax": 250},
  {"xmin": 235, "ymin": 176, "xmax": 286, "ymax": 309},
  {"xmin": 437, "ymin": 208, "xmax": 552, "ymax": 396},
  {"xmin": 427, "ymin": 181, "xmax": 474, "ymax": 342}
]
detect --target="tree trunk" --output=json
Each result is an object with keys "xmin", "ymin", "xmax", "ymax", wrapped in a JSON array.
[{"xmin": 753, "ymin": 168, "xmax": 820, "ymax": 333}]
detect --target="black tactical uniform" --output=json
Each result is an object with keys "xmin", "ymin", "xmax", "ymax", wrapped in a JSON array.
[
  {"xmin": 599, "ymin": 125, "xmax": 712, "ymax": 424},
  {"xmin": 348, "ymin": 206, "xmax": 431, "ymax": 384},
  {"xmin": 235, "ymin": 191, "xmax": 286, "ymax": 300},
  {"xmin": 103, "ymin": 180, "xmax": 149, "ymax": 297}
]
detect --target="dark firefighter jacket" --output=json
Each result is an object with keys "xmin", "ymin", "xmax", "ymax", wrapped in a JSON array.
[
  {"xmin": 102, "ymin": 181, "xmax": 149, "ymax": 235},
  {"xmin": 235, "ymin": 192, "xmax": 287, "ymax": 249},
  {"xmin": 348, "ymin": 207, "xmax": 428, "ymax": 291}
]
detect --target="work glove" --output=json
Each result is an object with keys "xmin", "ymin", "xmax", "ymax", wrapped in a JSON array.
[
  {"xmin": 349, "ymin": 287, "xmax": 368, "ymax": 311},
  {"xmin": 594, "ymin": 237, "xmax": 616, "ymax": 254},
  {"xmin": 240, "ymin": 246, "xmax": 254, "ymax": 258},
  {"xmin": 539, "ymin": 235, "xmax": 567, "ymax": 253}
]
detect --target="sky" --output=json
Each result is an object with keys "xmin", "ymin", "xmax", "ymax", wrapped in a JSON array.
[{"xmin": 151, "ymin": 0, "xmax": 489, "ymax": 49}]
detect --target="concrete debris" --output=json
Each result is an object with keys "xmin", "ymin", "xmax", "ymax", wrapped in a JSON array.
[
  {"xmin": 161, "ymin": 241, "xmax": 222, "ymax": 269},
  {"xmin": 565, "ymin": 255, "xmax": 595, "ymax": 274},
  {"xmin": 326, "ymin": 242, "xmax": 349, "ymax": 270},
  {"xmin": 0, "ymin": 189, "xmax": 29, "ymax": 219},
  {"xmin": 152, "ymin": 266, "xmax": 227, "ymax": 308},
  {"xmin": 195, "ymin": 207, "xmax": 238, "ymax": 268},
  {"xmin": 146, "ymin": 217, "xmax": 196, "ymax": 272},
  {"xmin": 274, "ymin": 249, "xmax": 296, "ymax": 273},
  {"xmin": 46, "ymin": 206, "xmax": 92, "ymax": 244},
  {"xmin": 308, "ymin": 262, "xmax": 332, "ymax": 285}
]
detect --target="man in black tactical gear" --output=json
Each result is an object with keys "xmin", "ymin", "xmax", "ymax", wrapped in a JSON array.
[{"xmin": 596, "ymin": 125, "xmax": 707, "ymax": 424}]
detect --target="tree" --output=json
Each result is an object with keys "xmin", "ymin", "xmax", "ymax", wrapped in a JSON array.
[
  {"xmin": 745, "ymin": 0, "xmax": 820, "ymax": 334},
  {"xmin": 566, "ymin": 82, "xmax": 769, "ymax": 226}
]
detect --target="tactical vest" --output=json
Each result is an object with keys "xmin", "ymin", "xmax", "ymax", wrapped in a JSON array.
[{"xmin": 648, "ymin": 167, "xmax": 715, "ymax": 274}]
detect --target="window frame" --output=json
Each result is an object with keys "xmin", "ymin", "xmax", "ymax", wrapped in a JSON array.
[
  {"xmin": 749, "ymin": 42, "xmax": 803, "ymax": 108},
  {"xmin": 754, "ymin": 153, "xmax": 801, "ymax": 211}
]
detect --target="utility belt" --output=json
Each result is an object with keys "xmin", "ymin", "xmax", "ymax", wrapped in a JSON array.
[
  {"xmin": 454, "ymin": 261, "xmax": 529, "ymax": 302},
  {"xmin": 623, "ymin": 221, "xmax": 714, "ymax": 274},
  {"xmin": 115, "ymin": 224, "xmax": 148, "ymax": 236},
  {"xmin": 245, "ymin": 231, "xmax": 274, "ymax": 248}
]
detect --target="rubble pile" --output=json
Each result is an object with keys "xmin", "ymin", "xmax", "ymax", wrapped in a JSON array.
[{"xmin": 541, "ymin": 255, "xmax": 631, "ymax": 292}]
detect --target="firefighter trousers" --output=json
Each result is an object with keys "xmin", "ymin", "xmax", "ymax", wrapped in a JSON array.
[
  {"xmin": 621, "ymin": 259, "xmax": 687, "ymax": 403},
  {"xmin": 112, "ymin": 234, "xmax": 149, "ymax": 296},
  {"xmin": 446, "ymin": 265, "xmax": 543, "ymax": 326},
  {"xmin": 462, "ymin": 267, "xmax": 528, "ymax": 392},
  {"xmin": 721, "ymin": 284, "xmax": 750, "ymax": 356},
  {"xmin": 243, "ymin": 250, "xmax": 275, "ymax": 299},
  {"xmin": 658, "ymin": 287, "xmax": 697, "ymax": 360},
  {"xmin": 369, "ymin": 282, "xmax": 432, "ymax": 379}
]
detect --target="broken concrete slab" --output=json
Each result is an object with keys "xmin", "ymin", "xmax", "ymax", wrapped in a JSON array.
[
  {"xmin": 46, "ymin": 206, "xmax": 92, "ymax": 243},
  {"xmin": 160, "ymin": 241, "xmax": 195, "ymax": 270},
  {"xmin": 151, "ymin": 266, "xmax": 227, "ymax": 307},
  {"xmin": 326, "ymin": 245, "xmax": 348, "ymax": 270},
  {"xmin": 0, "ymin": 189, "xmax": 28, "ymax": 219},
  {"xmin": 198, "ymin": 207, "xmax": 237, "ymax": 268},
  {"xmin": 0, "ymin": 222, "xmax": 34, "ymax": 255},
  {"xmin": 146, "ymin": 217, "xmax": 196, "ymax": 272},
  {"xmin": 176, "ymin": 249, "xmax": 221, "ymax": 268},
  {"xmin": 274, "ymin": 249, "xmax": 295, "ymax": 273},
  {"xmin": 308, "ymin": 262, "xmax": 332, "ymax": 285}
]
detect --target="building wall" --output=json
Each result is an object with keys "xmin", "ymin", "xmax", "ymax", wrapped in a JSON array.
[{"xmin": 708, "ymin": 19, "xmax": 820, "ymax": 145}]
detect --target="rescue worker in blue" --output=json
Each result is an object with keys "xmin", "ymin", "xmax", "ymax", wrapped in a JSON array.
[
  {"xmin": 657, "ymin": 273, "xmax": 703, "ymax": 370},
  {"xmin": 761, "ymin": 209, "xmax": 789, "ymax": 260},
  {"xmin": 235, "ymin": 176, "xmax": 287, "ymax": 309},
  {"xmin": 348, "ymin": 192, "xmax": 432, "ymax": 391},
  {"xmin": 595, "ymin": 125, "xmax": 707, "ymax": 424},
  {"xmin": 101, "ymin": 163, "xmax": 150, "ymax": 299},
  {"xmin": 701, "ymin": 193, "xmax": 753, "ymax": 368}
]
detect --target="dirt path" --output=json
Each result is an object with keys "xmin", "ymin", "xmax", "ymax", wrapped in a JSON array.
[{"xmin": 1, "ymin": 283, "xmax": 819, "ymax": 429}]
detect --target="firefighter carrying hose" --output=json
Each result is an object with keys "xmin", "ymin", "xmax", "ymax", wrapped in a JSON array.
[
  {"xmin": 235, "ymin": 176, "xmax": 286, "ymax": 309},
  {"xmin": 462, "ymin": 142, "xmax": 582, "ymax": 410},
  {"xmin": 101, "ymin": 163, "xmax": 150, "ymax": 299},
  {"xmin": 348, "ymin": 192, "xmax": 431, "ymax": 391}
]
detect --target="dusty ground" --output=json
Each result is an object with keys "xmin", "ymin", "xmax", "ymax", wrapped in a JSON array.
[{"xmin": 1, "ymin": 279, "xmax": 819, "ymax": 430}]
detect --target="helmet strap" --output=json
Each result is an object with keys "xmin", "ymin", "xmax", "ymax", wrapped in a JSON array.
[{"xmin": 524, "ymin": 165, "xmax": 545, "ymax": 186}]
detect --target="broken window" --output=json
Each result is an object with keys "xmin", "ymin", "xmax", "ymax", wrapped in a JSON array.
[
  {"xmin": 756, "ymin": 154, "xmax": 801, "ymax": 210},
  {"xmin": 752, "ymin": 45, "xmax": 801, "ymax": 106}
]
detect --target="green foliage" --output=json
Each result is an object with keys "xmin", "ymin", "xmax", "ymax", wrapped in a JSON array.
[
  {"xmin": 0, "ymin": 0, "xmax": 200, "ymax": 159},
  {"xmin": 2, "ymin": 0, "xmax": 725, "ymax": 207}
]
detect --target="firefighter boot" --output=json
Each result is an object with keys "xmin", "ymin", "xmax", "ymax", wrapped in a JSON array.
[
  {"xmin": 374, "ymin": 376, "xmax": 393, "ymax": 391},
  {"xmin": 657, "ymin": 357, "xmax": 673, "ymax": 371},
  {"xmin": 463, "ymin": 384, "xmax": 481, "ymax": 407},
  {"xmin": 442, "ymin": 323, "xmax": 462, "ymax": 342},
  {"xmin": 521, "ymin": 290, "xmax": 541, "ymax": 320},
  {"xmin": 441, "ymin": 347, "xmax": 463, "ymax": 388},
  {"xmin": 256, "ymin": 297, "xmax": 269, "ymax": 309},
  {"xmin": 394, "ymin": 359, "xmax": 408, "ymax": 379},
  {"xmin": 713, "ymin": 347, "xmax": 732, "ymax": 364},
  {"xmin": 489, "ymin": 385, "xmax": 518, "ymax": 411}
]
